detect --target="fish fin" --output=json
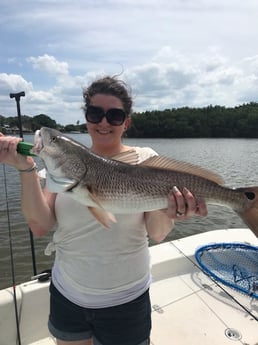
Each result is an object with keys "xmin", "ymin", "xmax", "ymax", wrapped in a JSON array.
[
  {"xmin": 46, "ymin": 173, "xmax": 77, "ymax": 192},
  {"xmin": 112, "ymin": 150, "xmax": 139, "ymax": 165},
  {"xmin": 88, "ymin": 207, "xmax": 117, "ymax": 229},
  {"xmin": 86, "ymin": 189, "xmax": 117, "ymax": 228},
  {"xmin": 235, "ymin": 186, "xmax": 258, "ymax": 237},
  {"xmin": 140, "ymin": 156, "xmax": 224, "ymax": 184}
]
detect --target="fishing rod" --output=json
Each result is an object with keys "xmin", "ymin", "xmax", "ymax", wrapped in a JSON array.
[
  {"xmin": 9, "ymin": 91, "xmax": 37, "ymax": 276},
  {"xmin": 3, "ymin": 164, "xmax": 22, "ymax": 345}
]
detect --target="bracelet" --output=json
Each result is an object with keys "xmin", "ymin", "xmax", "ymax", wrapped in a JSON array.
[{"xmin": 18, "ymin": 162, "xmax": 37, "ymax": 173}]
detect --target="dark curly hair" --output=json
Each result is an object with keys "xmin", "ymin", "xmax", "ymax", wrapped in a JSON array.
[{"xmin": 82, "ymin": 76, "xmax": 133, "ymax": 116}]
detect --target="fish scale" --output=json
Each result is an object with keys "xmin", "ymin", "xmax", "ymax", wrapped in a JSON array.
[{"xmin": 86, "ymin": 168, "xmax": 242, "ymax": 212}]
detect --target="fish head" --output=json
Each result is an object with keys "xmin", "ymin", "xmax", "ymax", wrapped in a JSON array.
[{"xmin": 31, "ymin": 127, "xmax": 87, "ymax": 192}]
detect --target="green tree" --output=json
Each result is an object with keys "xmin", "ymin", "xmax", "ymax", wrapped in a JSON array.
[{"xmin": 31, "ymin": 114, "xmax": 57, "ymax": 131}]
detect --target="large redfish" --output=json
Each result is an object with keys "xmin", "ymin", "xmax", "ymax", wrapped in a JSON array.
[{"xmin": 31, "ymin": 127, "xmax": 258, "ymax": 236}]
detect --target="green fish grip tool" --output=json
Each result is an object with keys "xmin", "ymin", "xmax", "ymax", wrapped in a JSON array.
[{"xmin": 17, "ymin": 141, "xmax": 36, "ymax": 156}]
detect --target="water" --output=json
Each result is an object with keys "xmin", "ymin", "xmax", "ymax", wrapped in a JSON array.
[{"xmin": 1, "ymin": 134, "xmax": 257, "ymax": 289}]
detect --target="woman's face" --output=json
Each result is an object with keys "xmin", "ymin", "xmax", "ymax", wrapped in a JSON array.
[{"xmin": 86, "ymin": 94, "xmax": 131, "ymax": 149}]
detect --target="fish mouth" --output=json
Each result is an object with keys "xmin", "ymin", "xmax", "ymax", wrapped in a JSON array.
[{"xmin": 30, "ymin": 129, "xmax": 44, "ymax": 155}]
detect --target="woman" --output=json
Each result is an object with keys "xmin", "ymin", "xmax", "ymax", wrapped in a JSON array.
[{"xmin": 0, "ymin": 76, "xmax": 207, "ymax": 345}]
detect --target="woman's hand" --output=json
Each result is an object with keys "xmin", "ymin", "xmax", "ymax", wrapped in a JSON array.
[
  {"xmin": 0, "ymin": 133, "xmax": 34, "ymax": 170},
  {"xmin": 145, "ymin": 186, "xmax": 208, "ymax": 243},
  {"xmin": 166, "ymin": 186, "xmax": 208, "ymax": 220}
]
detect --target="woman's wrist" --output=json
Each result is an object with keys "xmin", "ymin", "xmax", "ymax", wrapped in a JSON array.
[
  {"xmin": 18, "ymin": 162, "xmax": 37, "ymax": 173},
  {"xmin": 16, "ymin": 157, "xmax": 36, "ymax": 172}
]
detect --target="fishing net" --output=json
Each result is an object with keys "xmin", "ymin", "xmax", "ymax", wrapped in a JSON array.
[{"xmin": 195, "ymin": 243, "xmax": 258, "ymax": 298}]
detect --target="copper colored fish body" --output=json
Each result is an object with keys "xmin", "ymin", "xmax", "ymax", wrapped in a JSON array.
[{"xmin": 31, "ymin": 127, "xmax": 258, "ymax": 236}]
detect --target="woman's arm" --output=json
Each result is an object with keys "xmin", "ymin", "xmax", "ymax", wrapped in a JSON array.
[
  {"xmin": 0, "ymin": 133, "xmax": 56, "ymax": 237},
  {"xmin": 20, "ymin": 171, "xmax": 57, "ymax": 237},
  {"xmin": 145, "ymin": 209, "xmax": 174, "ymax": 243}
]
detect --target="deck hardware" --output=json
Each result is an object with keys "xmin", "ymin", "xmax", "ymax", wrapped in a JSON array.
[
  {"xmin": 225, "ymin": 328, "xmax": 242, "ymax": 341},
  {"xmin": 202, "ymin": 283, "xmax": 213, "ymax": 291},
  {"xmin": 152, "ymin": 304, "xmax": 164, "ymax": 314}
]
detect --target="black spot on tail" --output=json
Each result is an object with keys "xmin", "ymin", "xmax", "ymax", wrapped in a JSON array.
[{"xmin": 245, "ymin": 191, "xmax": 256, "ymax": 200}]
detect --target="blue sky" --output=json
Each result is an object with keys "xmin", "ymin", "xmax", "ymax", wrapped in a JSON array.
[{"xmin": 0, "ymin": 0, "xmax": 258, "ymax": 125}]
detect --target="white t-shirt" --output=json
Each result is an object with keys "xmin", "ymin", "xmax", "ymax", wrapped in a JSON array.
[{"xmin": 45, "ymin": 146, "xmax": 157, "ymax": 308}]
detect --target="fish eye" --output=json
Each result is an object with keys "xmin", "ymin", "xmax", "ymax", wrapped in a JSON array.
[
  {"xmin": 51, "ymin": 136, "xmax": 57, "ymax": 142},
  {"xmin": 244, "ymin": 191, "xmax": 256, "ymax": 200}
]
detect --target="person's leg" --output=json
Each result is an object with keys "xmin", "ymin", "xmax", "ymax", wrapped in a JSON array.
[
  {"xmin": 56, "ymin": 340, "xmax": 93, "ymax": 345},
  {"xmin": 93, "ymin": 290, "xmax": 151, "ymax": 345},
  {"xmin": 49, "ymin": 283, "xmax": 151, "ymax": 345},
  {"xmin": 93, "ymin": 338, "xmax": 150, "ymax": 345},
  {"xmin": 48, "ymin": 283, "xmax": 93, "ymax": 343}
]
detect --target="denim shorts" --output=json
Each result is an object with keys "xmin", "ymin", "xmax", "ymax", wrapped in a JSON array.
[{"xmin": 48, "ymin": 282, "xmax": 151, "ymax": 345}]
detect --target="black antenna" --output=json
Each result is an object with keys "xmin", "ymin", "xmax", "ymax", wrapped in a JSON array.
[{"xmin": 9, "ymin": 91, "xmax": 37, "ymax": 276}]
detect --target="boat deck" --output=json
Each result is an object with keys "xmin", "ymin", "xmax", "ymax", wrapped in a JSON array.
[
  {"xmin": 150, "ymin": 228, "xmax": 258, "ymax": 344},
  {"xmin": 0, "ymin": 228, "xmax": 257, "ymax": 344}
]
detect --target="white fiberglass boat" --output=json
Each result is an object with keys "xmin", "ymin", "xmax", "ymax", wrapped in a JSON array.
[{"xmin": 0, "ymin": 228, "xmax": 257, "ymax": 345}]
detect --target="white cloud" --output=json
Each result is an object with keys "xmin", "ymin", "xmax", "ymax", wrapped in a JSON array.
[
  {"xmin": 0, "ymin": 73, "xmax": 32, "ymax": 92},
  {"xmin": 124, "ymin": 47, "xmax": 258, "ymax": 112},
  {"xmin": 2, "ymin": 47, "xmax": 258, "ymax": 124},
  {"xmin": 27, "ymin": 54, "xmax": 69, "ymax": 76}
]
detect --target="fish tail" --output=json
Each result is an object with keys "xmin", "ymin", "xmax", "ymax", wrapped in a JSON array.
[{"xmin": 236, "ymin": 186, "xmax": 258, "ymax": 237}]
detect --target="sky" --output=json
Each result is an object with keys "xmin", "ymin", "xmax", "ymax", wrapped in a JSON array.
[{"xmin": 0, "ymin": 0, "xmax": 258, "ymax": 125}]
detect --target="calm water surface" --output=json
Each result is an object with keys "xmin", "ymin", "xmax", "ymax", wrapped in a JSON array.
[{"xmin": 1, "ymin": 135, "xmax": 257, "ymax": 289}]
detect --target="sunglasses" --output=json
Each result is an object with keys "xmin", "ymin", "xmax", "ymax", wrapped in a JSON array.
[{"xmin": 86, "ymin": 105, "xmax": 127, "ymax": 126}]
